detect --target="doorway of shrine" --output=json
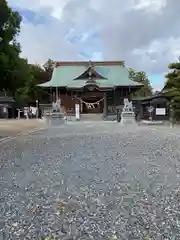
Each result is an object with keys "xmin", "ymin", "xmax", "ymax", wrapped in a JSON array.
[{"xmin": 82, "ymin": 96, "xmax": 104, "ymax": 114}]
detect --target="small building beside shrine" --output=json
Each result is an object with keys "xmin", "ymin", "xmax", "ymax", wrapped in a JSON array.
[
  {"xmin": 132, "ymin": 91, "xmax": 170, "ymax": 121},
  {"xmin": 0, "ymin": 95, "xmax": 16, "ymax": 118},
  {"xmin": 38, "ymin": 61, "xmax": 143, "ymax": 118}
]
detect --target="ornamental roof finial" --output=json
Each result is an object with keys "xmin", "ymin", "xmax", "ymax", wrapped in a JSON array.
[{"xmin": 89, "ymin": 60, "xmax": 92, "ymax": 67}]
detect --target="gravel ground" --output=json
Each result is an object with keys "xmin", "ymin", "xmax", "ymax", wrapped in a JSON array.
[
  {"xmin": 1, "ymin": 122, "xmax": 180, "ymax": 239},
  {"xmin": 0, "ymin": 119, "xmax": 46, "ymax": 138}
]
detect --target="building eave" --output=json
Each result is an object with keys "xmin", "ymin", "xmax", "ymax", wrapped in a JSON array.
[{"xmin": 37, "ymin": 81, "xmax": 52, "ymax": 87}]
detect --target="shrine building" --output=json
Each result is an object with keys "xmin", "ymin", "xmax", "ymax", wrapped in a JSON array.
[{"xmin": 38, "ymin": 61, "xmax": 143, "ymax": 118}]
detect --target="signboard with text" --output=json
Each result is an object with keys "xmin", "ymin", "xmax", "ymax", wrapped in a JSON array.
[{"xmin": 156, "ymin": 108, "xmax": 166, "ymax": 115}]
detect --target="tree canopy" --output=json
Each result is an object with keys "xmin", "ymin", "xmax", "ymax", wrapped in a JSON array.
[
  {"xmin": 129, "ymin": 68, "xmax": 152, "ymax": 97},
  {"xmin": 0, "ymin": 0, "xmax": 21, "ymax": 93},
  {"xmin": 164, "ymin": 61, "xmax": 180, "ymax": 121},
  {"xmin": 0, "ymin": 0, "xmax": 51, "ymax": 106}
]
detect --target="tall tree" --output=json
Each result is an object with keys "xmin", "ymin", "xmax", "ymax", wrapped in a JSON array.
[
  {"xmin": 164, "ymin": 61, "xmax": 180, "ymax": 121},
  {"xmin": 15, "ymin": 64, "xmax": 50, "ymax": 105},
  {"xmin": 43, "ymin": 59, "xmax": 54, "ymax": 71},
  {"xmin": 0, "ymin": 0, "xmax": 22, "ymax": 93},
  {"xmin": 0, "ymin": 0, "xmax": 43, "ymax": 106},
  {"xmin": 43, "ymin": 58, "xmax": 54, "ymax": 81},
  {"xmin": 129, "ymin": 68, "xmax": 152, "ymax": 97}
]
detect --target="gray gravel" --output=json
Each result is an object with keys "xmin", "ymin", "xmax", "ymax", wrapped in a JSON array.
[{"xmin": 1, "ymin": 122, "xmax": 180, "ymax": 239}]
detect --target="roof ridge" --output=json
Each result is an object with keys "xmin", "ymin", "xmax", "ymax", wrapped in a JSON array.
[{"xmin": 55, "ymin": 61, "xmax": 124, "ymax": 67}]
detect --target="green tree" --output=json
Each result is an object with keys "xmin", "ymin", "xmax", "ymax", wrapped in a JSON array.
[
  {"xmin": 0, "ymin": 1, "xmax": 46, "ymax": 106},
  {"xmin": 164, "ymin": 61, "xmax": 180, "ymax": 121},
  {"xmin": 0, "ymin": 0, "xmax": 22, "ymax": 93},
  {"xmin": 129, "ymin": 68, "xmax": 152, "ymax": 97},
  {"xmin": 43, "ymin": 59, "xmax": 54, "ymax": 84},
  {"xmin": 28, "ymin": 64, "xmax": 50, "ymax": 102},
  {"xmin": 43, "ymin": 59, "xmax": 54, "ymax": 71},
  {"xmin": 15, "ymin": 64, "xmax": 51, "ymax": 106}
]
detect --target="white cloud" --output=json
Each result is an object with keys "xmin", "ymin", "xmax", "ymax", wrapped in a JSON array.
[
  {"xmin": 18, "ymin": 21, "xmax": 83, "ymax": 64},
  {"xmin": 8, "ymin": 0, "xmax": 180, "ymax": 78},
  {"xmin": 134, "ymin": 0, "xmax": 166, "ymax": 13}
]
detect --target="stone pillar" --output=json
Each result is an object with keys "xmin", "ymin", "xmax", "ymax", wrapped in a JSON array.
[{"xmin": 103, "ymin": 93, "xmax": 107, "ymax": 117}]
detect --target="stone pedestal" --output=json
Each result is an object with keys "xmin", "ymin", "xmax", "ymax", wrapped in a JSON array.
[
  {"xmin": 51, "ymin": 112, "xmax": 64, "ymax": 119},
  {"xmin": 120, "ymin": 98, "xmax": 136, "ymax": 125},
  {"xmin": 51, "ymin": 99, "xmax": 64, "ymax": 122},
  {"xmin": 120, "ymin": 111, "xmax": 136, "ymax": 125}
]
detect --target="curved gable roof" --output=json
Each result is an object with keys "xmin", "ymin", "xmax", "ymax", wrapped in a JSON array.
[{"xmin": 38, "ymin": 61, "xmax": 143, "ymax": 88}]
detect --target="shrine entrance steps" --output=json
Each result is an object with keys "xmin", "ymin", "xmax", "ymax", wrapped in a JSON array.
[{"xmin": 81, "ymin": 113, "xmax": 103, "ymax": 121}]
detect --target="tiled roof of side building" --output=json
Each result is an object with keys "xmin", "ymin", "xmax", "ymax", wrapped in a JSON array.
[{"xmin": 37, "ymin": 61, "xmax": 143, "ymax": 88}]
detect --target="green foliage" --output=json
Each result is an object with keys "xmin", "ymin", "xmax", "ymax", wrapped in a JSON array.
[
  {"xmin": 43, "ymin": 59, "xmax": 54, "ymax": 72},
  {"xmin": 129, "ymin": 68, "xmax": 152, "ymax": 97},
  {"xmin": 43, "ymin": 58, "xmax": 55, "ymax": 82},
  {"xmin": 0, "ymin": 0, "xmax": 21, "ymax": 41},
  {"xmin": 15, "ymin": 64, "xmax": 50, "ymax": 106},
  {"xmin": 120, "ymin": 61, "xmax": 125, "ymax": 67},
  {"xmin": 0, "ymin": 0, "xmax": 22, "ymax": 93},
  {"xmin": 0, "ymin": 0, "xmax": 50, "ymax": 107},
  {"xmin": 164, "ymin": 61, "xmax": 180, "ymax": 121}
]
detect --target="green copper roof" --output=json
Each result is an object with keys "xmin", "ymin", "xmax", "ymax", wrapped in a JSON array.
[
  {"xmin": 38, "ymin": 64, "xmax": 142, "ymax": 88},
  {"xmin": 66, "ymin": 79, "xmax": 114, "ymax": 89}
]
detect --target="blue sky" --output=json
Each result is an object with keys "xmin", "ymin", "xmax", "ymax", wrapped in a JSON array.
[
  {"xmin": 148, "ymin": 74, "xmax": 164, "ymax": 90},
  {"xmin": 14, "ymin": 8, "xmax": 52, "ymax": 25},
  {"xmin": 11, "ymin": 4, "xmax": 172, "ymax": 91}
]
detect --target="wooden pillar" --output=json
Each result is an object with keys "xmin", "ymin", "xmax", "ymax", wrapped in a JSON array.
[
  {"xmin": 58, "ymin": 88, "xmax": 60, "ymax": 100},
  {"xmin": 103, "ymin": 92, "xmax": 107, "ymax": 117},
  {"xmin": 56, "ymin": 87, "xmax": 58, "ymax": 101},
  {"xmin": 113, "ymin": 88, "xmax": 115, "ymax": 106},
  {"xmin": 140, "ymin": 103, "xmax": 143, "ymax": 120},
  {"xmin": 52, "ymin": 89, "xmax": 53, "ymax": 102},
  {"xmin": 121, "ymin": 87, "xmax": 124, "ymax": 104},
  {"xmin": 129, "ymin": 85, "xmax": 131, "ymax": 97},
  {"xmin": 78, "ymin": 92, "xmax": 82, "ymax": 113},
  {"xmin": 80, "ymin": 99, "xmax": 83, "ymax": 113},
  {"xmin": 120, "ymin": 88, "xmax": 122, "ymax": 103},
  {"xmin": 120, "ymin": 88, "xmax": 124, "ymax": 105}
]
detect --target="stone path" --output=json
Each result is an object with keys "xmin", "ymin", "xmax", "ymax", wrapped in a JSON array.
[{"xmin": 1, "ymin": 122, "xmax": 180, "ymax": 239}]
